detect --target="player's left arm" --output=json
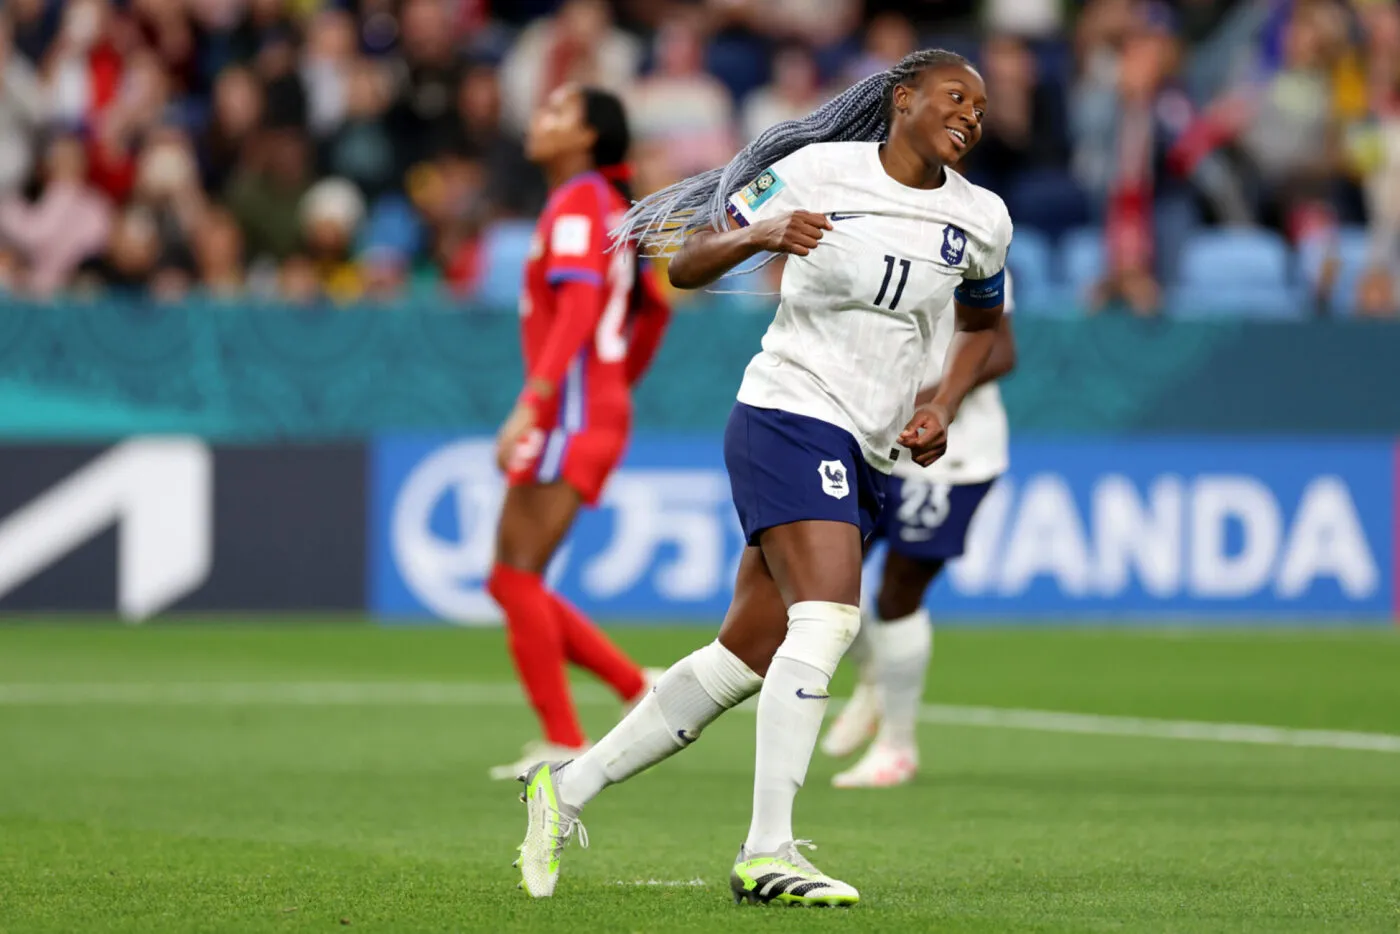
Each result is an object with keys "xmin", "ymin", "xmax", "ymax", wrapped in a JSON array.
[
  {"xmin": 496, "ymin": 193, "xmax": 611, "ymax": 471},
  {"xmin": 914, "ymin": 277, "xmax": 1017, "ymax": 405},
  {"xmin": 520, "ymin": 195, "xmax": 613, "ymax": 409},
  {"xmin": 900, "ymin": 209, "xmax": 1012, "ymax": 466}
]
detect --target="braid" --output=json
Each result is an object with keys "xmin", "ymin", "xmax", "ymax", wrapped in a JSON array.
[{"xmin": 614, "ymin": 48, "xmax": 973, "ymax": 255}]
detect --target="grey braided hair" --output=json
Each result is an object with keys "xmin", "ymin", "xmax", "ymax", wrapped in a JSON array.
[{"xmin": 613, "ymin": 48, "xmax": 974, "ymax": 255}]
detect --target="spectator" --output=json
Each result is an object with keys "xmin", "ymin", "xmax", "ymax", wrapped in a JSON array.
[
  {"xmin": 301, "ymin": 9, "xmax": 357, "ymax": 138},
  {"xmin": 406, "ymin": 153, "xmax": 488, "ymax": 293},
  {"xmin": 707, "ymin": 0, "xmax": 860, "ymax": 51},
  {"xmin": 277, "ymin": 252, "xmax": 322, "ymax": 304},
  {"xmin": 0, "ymin": 134, "xmax": 113, "ymax": 296},
  {"xmin": 87, "ymin": 48, "xmax": 172, "ymax": 203},
  {"xmin": 844, "ymin": 12, "xmax": 916, "ymax": 83},
  {"xmin": 256, "ymin": 28, "xmax": 309, "ymax": 131},
  {"xmin": 1355, "ymin": 266, "xmax": 1397, "ymax": 317},
  {"xmin": 453, "ymin": 62, "xmax": 545, "ymax": 217},
  {"xmin": 200, "ymin": 65, "xmax": 264, "ymax": 193},
  {"xmin": 325, "ymin": 58, "xmax": 397, "ymax": 201},
  {"xmin": 149, "ymin": 255, "xmax": 196, "ymax": 302},
  {"xmin": 1074, "ymin": 20, "xmax": 1195, "ymax": 315},
  {"xmin": 131, "ymin": 0, "xmax": 197, "ymax": 97},
  {"xmin": 7, "ymin": 0, "xmax": 57, "ymax": 66},
  {"xmin": 226, "ymin": 0, "xmax": 296, "ymax": 69},
  {"xmin": 1170, "ymin": 0, "xmax": 1352, "ymax": 238},
  {"xmin": 194, "ymin": 206, "xmax": 246, "ymax": 297},
  {"xmin": 0, "ymin": 245, "xmax": 20, "ymax": 293},
  {"xmin": 742, "ymin": 46, "xmax": 823, "ymax": 144},
  {"xmin": 225, "ymin": 127, "xmax": 311, "ymax": 261},
  {"xmin": 73, "ymin": 206, "xmax": 163, "ymax": 296},
  {"xmin": 985, "ymin": 0, "xmax": 1063, "ymax": 40},
  {"xmin": 299, "ymin": 176, "xmax": 366, "ymax": 302},
  {"xmin": 44, "ymin": 0, "xmax": 133, "ymax": 129},
  {"xmin": 0, "ymin": 15, "xmax": 45, "ymax": 197},
  {"xmin": 131, "ymin": 128, "xmax": 207, "ymax": 264},
  {"xmin": 1339, "ymin": 0, "xmax": 1400, "ymax": 314},
  {"xmin": 973, "ymin": 34, "xmax": 1080, "ymax": 233},
  {"xmin": 626, "ymin": 13, "xmax": 737, "ymax": 177},
  {"xmin": 499, "ymin": 0, "xmax": 641, "ymax": 134},
  {"xmin": 387, "ymin": 0, "xmax": 464, "ymax": 168}
]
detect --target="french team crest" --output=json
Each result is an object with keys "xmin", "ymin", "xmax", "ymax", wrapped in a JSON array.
[
  {"xmin": 941, "ymin": 225, "xmax": 968, "ymax": 266},
  {"xmin": 818, "ymin": 459, "xmax": 850, "ymax": 500}
]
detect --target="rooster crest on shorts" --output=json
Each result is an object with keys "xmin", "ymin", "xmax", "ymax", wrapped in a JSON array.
[{"xmin": 818, "ymin": 460, "xmax": 850, "ymax": 499}]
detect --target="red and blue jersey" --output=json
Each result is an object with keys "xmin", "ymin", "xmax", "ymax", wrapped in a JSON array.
[
  {"xmin": 509, "ymin": 170, "xmax": 670, "ymax": 502},
  {"xmin": 519, "ymin": 171, "xmax": 668, "ymax": 430}
]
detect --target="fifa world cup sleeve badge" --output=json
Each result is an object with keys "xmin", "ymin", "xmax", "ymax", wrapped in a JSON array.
[{"xmin": 740, "ymin": 169, "xmax": 786, "ymax": 211}]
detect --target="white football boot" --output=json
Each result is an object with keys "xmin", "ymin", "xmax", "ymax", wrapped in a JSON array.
[
  {"xmin": 489, "ymin": 740, "xmax": 590, "ymax": 781},
  {"xmin": 729, "ymin": 840, "xmax": 859, "ymax": 907},
  {"xmin": 831, "ymin": 741, "xmax": 918, "ymax": 788},
  {"xmin": 819, "ymin": 681, "xmax": 880, "ymax": 758},
  {"xmin": 514, "ymin": 761, "xmax": 587, "ymax": 897}
]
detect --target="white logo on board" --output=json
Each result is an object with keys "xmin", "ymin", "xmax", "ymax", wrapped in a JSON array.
[{"xmin": 0, "ymin": 438, "xmax": 213, "ymax": 621}]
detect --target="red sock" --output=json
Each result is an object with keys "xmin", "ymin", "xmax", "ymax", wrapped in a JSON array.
[
  {"xmin": 548, "ymin": 593, "xmax": 646, "ymax": 702},
  {"xmin": 486, "ymin": 564, "xmax": 586, "ymax": 748}
]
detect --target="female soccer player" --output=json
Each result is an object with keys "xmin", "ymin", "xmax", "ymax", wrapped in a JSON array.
[
  {"xmin": 514, "ymin": 50, "xmax": 1012, "ymax": 906},
  {"xmin": 486, "ymin": 84, "xmax": 671, "ymax": 781},
  {"xmin": 822, "ymin": 278, "xmax": 1018, "ymax": 788}
]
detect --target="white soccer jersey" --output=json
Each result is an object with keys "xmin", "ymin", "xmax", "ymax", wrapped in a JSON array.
[
  {"xmin": 726, "ymin": 141, "xmax": 1013, "ymax": 473},
  {"xmin": 894, "ymin": 272, "xmax": 1014, "ymax": 485}
]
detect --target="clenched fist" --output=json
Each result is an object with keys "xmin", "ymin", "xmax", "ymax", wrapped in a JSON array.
[{"xmin": 749, "ymin": 210, "xmax": 833, "ymax": 256}]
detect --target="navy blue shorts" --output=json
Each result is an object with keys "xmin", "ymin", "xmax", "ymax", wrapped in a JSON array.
[
  {"xmin": 872, "ymin": 475, "xmax": 997, "ymax": 561},
  {"xmin": 724, "ymin": 403, "xmax": 887, "ymax": 546}
]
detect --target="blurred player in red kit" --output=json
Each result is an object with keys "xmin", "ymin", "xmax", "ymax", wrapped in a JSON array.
[{"xmin": 486, "ymin": 84, "xmax": 671, "ymax": 780}]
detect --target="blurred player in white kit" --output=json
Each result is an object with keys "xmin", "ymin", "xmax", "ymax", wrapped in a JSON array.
[{"xmin": 822, "ymin": 276, "xmax": 1018, "ymax": 787}]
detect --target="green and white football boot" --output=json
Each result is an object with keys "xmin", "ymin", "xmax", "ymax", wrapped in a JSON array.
[
  {"xmin": 729, "ymin": 840, "xmax": 859, "ymax": 907},
  {"xmin": 514, "ymin": 761, "xmax": 587, "ymax": 898}
]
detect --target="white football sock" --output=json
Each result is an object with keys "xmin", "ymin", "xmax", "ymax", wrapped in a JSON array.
[
  {"xmin": 746, "ymin": 601, "xmax": 859, "ymax": 854},
  {"xmin": 558, "ymin": 640, "xmax": 760, "ymax": 809},
  {"xmin": 871, "ymin": 608, "xmax": 932, "ymax": 752},
  {"xmin": 844, "ymin": 605, "xmax": 875, "ymax": 682}
]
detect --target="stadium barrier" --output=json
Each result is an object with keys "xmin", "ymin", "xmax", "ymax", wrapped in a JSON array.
[{"xmin": 0, "ymin": 299, "xmax": 1399, "ymax": 437}]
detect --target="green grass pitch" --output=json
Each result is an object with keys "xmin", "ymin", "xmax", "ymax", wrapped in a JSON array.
[{"xmin": 1, "ymin": 623, "xmax": 1398, "ymax": 933}]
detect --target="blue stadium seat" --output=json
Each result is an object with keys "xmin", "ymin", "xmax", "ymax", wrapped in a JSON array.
[
  {"xmin": 1007, "ymin": 227, "xmax": 1051, "ymax": 295},
  {"xmin": 1299, "ymin": 226, "xmax": 1369, "ymax": 316},
  {"xmin": 1007, "ymin": 227, "xmax": 1080, "ymax": 314},
  {"xmin": 1171, "ymin": 229, "xmax": 1299, "ymax": 318},
  {"xmin": 1178, "ymin": 229, "xmax": 1291, "ymax": 287},
  {"xmin": 1060, "ymin": 227, "xmax": 1105, "ymax": 295},
  {"xmin": 1167, "ymin": 285, "xmax": 1308, "ymax": 320},
  {"xmin": 474, "ymin": 220, "xmax": 535, "ymax": 309}
]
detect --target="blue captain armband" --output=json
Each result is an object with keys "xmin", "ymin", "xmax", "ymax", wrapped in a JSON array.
[{"xmin": 954, "ymin": 268, "xmax": 1005, "ymax": 309}]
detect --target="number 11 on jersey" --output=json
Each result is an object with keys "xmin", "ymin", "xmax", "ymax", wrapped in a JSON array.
[{"xmin": 875, "ymin": 255, "xmax": 911, "ymax": 310}]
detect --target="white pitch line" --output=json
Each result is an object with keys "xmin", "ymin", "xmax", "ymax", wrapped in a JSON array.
[
  {"xmin": 611, "ymin": 879, "xmax": 707, "ymax": 887},
  {"xmin": 1, "ymin": 681, "xmax": 1398, "ymax": 754},
  {"xmin": 913, "ymin": 704, "xmax": 1400, "ymax": 754}
]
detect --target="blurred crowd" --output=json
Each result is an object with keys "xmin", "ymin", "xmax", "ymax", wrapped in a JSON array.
[{"xmin": 0, "ymin": 0, "xmax": 1397, "ymax": 315}]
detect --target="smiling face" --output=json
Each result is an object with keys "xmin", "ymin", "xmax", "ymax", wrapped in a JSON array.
[{"xmin": 890, "ymin": 62, "xmax": 987, "ymax": 168}]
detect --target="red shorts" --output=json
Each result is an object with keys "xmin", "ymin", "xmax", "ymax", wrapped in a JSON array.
[{"xmin": 506, "ymin": 417, "xmax": 630, "ymax": 505}]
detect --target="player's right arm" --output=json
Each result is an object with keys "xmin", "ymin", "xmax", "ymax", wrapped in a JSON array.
[
  {"xmin": 668, "ymin": 210, "xmax": 831, "ymax": 289},
  {"xmin": 669, "ymin": 153, "xmax": 830, "ymax": 289}
]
